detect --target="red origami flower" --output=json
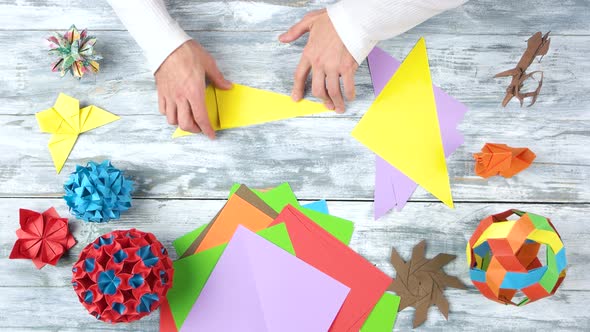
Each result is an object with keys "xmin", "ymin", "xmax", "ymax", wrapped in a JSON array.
[{"xmin": 9, "ymin": 207, "xmax": 76, "ymax": 269}]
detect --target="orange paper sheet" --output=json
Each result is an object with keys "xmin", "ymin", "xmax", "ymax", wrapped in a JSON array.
[{"xmin": 193, "ymin": 185, "xmax": 277, "ymax": 254}]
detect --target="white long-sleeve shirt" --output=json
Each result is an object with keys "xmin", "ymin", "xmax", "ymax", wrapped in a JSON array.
[{"xmin": 107, "ymin": 0, "xmax": 468, "ymax": 73}]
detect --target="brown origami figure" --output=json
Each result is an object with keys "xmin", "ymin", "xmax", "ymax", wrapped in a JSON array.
[
  {"xmin": 473, "ymin": 143, "xmax": 536, "ymax": 178},
  {"xmin": 387, "ymin": 240, "xmax": 466, "ymax": 328},
  {"xmin": 495, "ymin": 32, "xmax": 550, "ymax": 107}
]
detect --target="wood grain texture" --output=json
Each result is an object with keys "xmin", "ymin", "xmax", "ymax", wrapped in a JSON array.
[
  {"xmin": 1, "ymin": 0, "xmax": 589, "ymax": 331},
  {"xmin": 1, "ymin": 0, "xmax": 589, "ymax": 35},
  {"xmin": 0, "ymin": 200, "xmax": 587, "ymax": 331},
  {"xmin": 0, "ymin": 31, "xmax": 588, "ymax": 201}
]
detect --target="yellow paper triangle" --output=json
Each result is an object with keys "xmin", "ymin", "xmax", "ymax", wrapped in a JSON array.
[
  {"xmin": 216, "ymin": 84, "xmax": 327, "ymax": 129},
  {"xmin": 352, "ymin": 38, "xmax": 453, "ymax": 207},
  {"xmin": 172, "ymin": 84, "xmax": 328, "ymax": 137},
  {"xmin": 80, "ymin": 105, "xmax": 120, "ymax": 133},
  {"xmin": 47, "ymin": 134, "xmax": 78, "ymax": 173}
]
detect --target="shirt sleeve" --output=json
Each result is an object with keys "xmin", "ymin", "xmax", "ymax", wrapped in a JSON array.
[
  {"xmin": 107, "ymin": 0, "xmax": 191, "ymax": 74},
  {"xmin": 327, "ymin": 0, "xmax": 469, "ymax": 64}
]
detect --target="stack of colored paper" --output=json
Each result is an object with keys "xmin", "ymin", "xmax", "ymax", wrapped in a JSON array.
[{"xmin": 160, "ymin": 183, "xmax": 400, "ymax": 332}]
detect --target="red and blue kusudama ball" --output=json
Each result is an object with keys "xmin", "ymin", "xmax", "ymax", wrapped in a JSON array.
[{"xmin": 72, "ymin": 229, "xmax": 174, "ymax": 323}]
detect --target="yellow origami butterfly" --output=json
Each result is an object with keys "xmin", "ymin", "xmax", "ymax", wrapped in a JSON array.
[{"xmin": 36, "ymin": 93, "xmax": 119, "ymax": 173}]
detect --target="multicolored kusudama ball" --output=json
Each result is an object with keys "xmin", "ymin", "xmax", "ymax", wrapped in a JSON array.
[
  {"xmin": 64, "ymin": 160, "xmax": 134, "ymax": 223},
  {"xmin": 467, "ymin": 210, "xmax": 566, "ymax": 306},
  {"xmin": 72, "ymin": 229, "xmax": 173, "ymax": 323}
]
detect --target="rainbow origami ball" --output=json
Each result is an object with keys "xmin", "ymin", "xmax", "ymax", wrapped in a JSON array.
[
  {"xmin": 72, "ymin": 229, "xmax": 173, "ymax": 323},
  {"xmin": 467, "ymin": 210, "xmax": 566, "ymax": 306}
]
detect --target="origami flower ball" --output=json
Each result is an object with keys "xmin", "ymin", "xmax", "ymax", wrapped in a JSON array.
[
  {"xmin": 72, "ymin": 229, "xmax": 174, "ymax": 323},
  {"xmin": 467, "ymin": 210, "xmax": 566, "ymax": 306},
  {"xmin": 9, "ymin": 207, "xmax": 76, "ymax": 269},
  {"xmin": 47, "ymin": 24, "xmax": 102, "ymax": 78},
  {"xmin": 64, "ymin": 160, "xmax": 134, "ymax": 223}
]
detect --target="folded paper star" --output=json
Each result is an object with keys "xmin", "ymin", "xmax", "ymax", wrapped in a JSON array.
[
  {"xmin": 473, "ymin": 143, "xmax": 536, "ymax": 178},
  {"xmin": 10, "ymin": 207, "xmax": 76, "ymax": 269},
  {"xmin": 352, "ymin": 38, "xmax": 454, "ymax": 210},
  {"xmin": 36, "ymin": 93, "xmax": 120, "ymax": 173},
  {"xmin": 172, "ymin": 84, "xmax": 328, "ymax": 137},
  {"xmin": 367, "ymin": 47, "xmax": 467, "ymax": 219},
  {"xmin": 388, "ymin": 240, "xmax": 466, "ymax": 328}
]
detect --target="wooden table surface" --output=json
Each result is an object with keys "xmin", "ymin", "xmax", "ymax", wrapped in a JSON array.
[{"xmin": 1, "ymin": 0, "xmax": 589, "ymax": 331}]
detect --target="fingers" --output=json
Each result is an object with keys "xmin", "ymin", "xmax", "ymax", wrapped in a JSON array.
[
  {"xmin": 292, "ymin": 57, "xmax": 311, "ymax": 101},
  {"xmin": 311, "ymin": 69, "xmax": 334, "ymax": 110},
  {"xmin": 158, "ymin": 93, "xmax": 166, "ymax": 115},
  {"xmin": 342, "ymin": 71, "xmax": 356, "ymax": 102},
  {"xmin": 165, "ymin": 102, "xmax": 178, "ymax": 126},
  {"xmin": 279, "ymin": 16, "xmax": 311, "ymax": 43},
  {"xmin": 326, "ymin": 72, "xmax": 344, "ymax": 113},
  {"xmin": 206, "ymin": 58, "xmax": 232, "ymax": 90},
  {"xmin": 188, "ymin": 83, "xmax": 216, "ymax": 140},
  {"xmin": 177, "ymin": 99, "xmax": 201, "ymax": 133}
]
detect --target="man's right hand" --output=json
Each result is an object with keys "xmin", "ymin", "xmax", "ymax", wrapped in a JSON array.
[{"xmin": 155, "ymin": 40, "xmax": 232, "ymax": 139}]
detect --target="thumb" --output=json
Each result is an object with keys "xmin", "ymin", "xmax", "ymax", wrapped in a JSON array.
[
  {"xmin": 279, "ymin": 17, "xmax": 311, "ymax": 43},
  {"xmin": 206, "ymin": 61, "xmax": 232, "ymax": 90}
]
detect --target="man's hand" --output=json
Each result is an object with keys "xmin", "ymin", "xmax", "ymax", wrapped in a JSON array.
[
  {"xmin": 155, "ymin": 40, "xmax": 232, "ymax": 139},
  {"xmin": 279, "ymin": 9, "xmax": 358, "ymax": 113}
]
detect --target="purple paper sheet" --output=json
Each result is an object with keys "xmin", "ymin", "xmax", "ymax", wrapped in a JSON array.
[
  {"xmin": 181, "ymin": 226, "xmax": 350, "ymax": 332},
  {"xmin": 368, "ymin": 47, "xmax": 468, "ymax": 219}
]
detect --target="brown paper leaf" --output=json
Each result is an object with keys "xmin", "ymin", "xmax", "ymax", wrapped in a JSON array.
[{"xmin": 387, "ymin": 240, "xmax": 466, "ymax": 328}]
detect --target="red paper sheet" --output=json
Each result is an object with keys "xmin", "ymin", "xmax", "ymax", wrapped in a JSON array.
[
  {"xmin": 159, "ymin": 299, "xmax": 177, "ymax": 332},
  {"xmin": 269, "ymin": 205, "xmax": 392, "ymax": 331}
]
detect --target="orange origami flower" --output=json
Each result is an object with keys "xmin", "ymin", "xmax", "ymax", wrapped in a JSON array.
[
  {"xmin": 473, "ymin": 143, "xmax": 536, "ymax": 178},
  {"xmin": 9, "ymin": 207, "xmax": 76, "ymax": 269}
]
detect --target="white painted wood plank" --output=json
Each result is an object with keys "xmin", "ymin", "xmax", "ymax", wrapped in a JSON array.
[
  {"xmin": 0, "ymin": 199, "xmax": 586, "ymax": 330},
  {"xmin": 1, "ymin": 0, "xmax": 589, "ymax": 35},
  {"xmin": 1, "ymin": 200, "xmax": 585, "ymax": 289},
  {"xmin": 0, "ymin": 31, "xmax": 588, "ymax": 201},
  {"xmin": 1, "ymin": 287, "xmax": 586, "ymax": 331},
  {"xmin": 0, "ymin": 114, "xmax": 588, "ymax": 202},
  {"xmin": 1, "ymin": 31, "xmax": 589, "ymax": 117}
]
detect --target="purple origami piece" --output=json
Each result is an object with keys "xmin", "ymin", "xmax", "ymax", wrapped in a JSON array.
[{"xmin": 368, "ymin": 47, "xmax": 468, "ymax": 219}]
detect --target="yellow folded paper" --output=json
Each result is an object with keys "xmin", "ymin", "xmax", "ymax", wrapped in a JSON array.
[
  {"xmin": 36, "ymin": 93, "xmax": 119, "ymax": 173},
  {"xmin": 173, "ymin": 84, "xmax": 329, "ymax": 138},
  {"xmin": 352, "ymin": 38, "xmax": 453, "ymax": 207}
]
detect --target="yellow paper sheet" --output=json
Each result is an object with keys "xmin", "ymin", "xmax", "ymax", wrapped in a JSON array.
[
  {"xmin": 172, "ymin": 84, "xmax": 328, "ymax": 137},
  {"xmin": 36, "ymin": 93, "xmax": 119, "ymax": 173},
  {"xmin": 351, "ymin": 38, "xmax": 453, "ymax": 207}
]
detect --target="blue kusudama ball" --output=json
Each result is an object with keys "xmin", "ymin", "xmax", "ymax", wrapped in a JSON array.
[{"xmin": 64, "ymin": 160, "xmax": 134, "ymax": 223}]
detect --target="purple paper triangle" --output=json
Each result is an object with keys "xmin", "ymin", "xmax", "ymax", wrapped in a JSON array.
[{"xmin": 368, "ymin": 47, "xmax": 468, "ymax": 219}]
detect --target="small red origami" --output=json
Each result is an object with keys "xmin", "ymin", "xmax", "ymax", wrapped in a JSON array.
[
  {"xmin": 473, "ymin": 143, "xmax": 536, "ymax": 178},
  {"xmin": 9, "ymin": 207, "xmax": 76, "ymax": 269}
]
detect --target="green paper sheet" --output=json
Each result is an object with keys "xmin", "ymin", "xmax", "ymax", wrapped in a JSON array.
[
  {"xmin": 360, "ymin": 292, "xmax": 401, "ymax": 331},
  {"xmin": 167, "ymin": 223, "xmax": 294, "ymax": 328},
  {"xmin": 228, "ymin": 182, "xmax": 299, "ymax": 213},
  {"xmin": 173, "ymin": 224, "xmax": 208, "ymax": 256}
]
